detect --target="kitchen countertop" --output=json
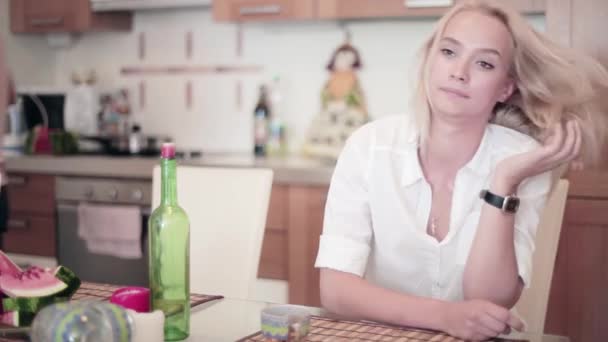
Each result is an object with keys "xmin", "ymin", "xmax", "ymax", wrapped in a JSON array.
[{"xmin": 5, "ymin": 154, "xmax": 335, "ymax": 185}]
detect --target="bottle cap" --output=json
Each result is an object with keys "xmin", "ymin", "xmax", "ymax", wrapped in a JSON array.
[{"xmin": 161, "ymin": 143, "xmax": 176, "ymax": 159}]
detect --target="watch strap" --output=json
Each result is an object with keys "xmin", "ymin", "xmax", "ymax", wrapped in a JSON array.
[{"xmin": 479, "ymin": 189, "xmax": 519, "ymax": 213}]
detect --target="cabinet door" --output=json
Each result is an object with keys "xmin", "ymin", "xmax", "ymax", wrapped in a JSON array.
[
  {"xmin": 318, "ymin": 0, "xmax": 544, "ymax": 20},
  {"xmin": 13, "ymin": 0, "xmax": 74, "ymax": 33},
  {"xmin": 6, "ymin": 174, "xmax": 55, "ymax": 216},
  {"xmin": 258, "ymin": 185, "xmax": 289, "ymax": 280},
  {"xmin": 214, "ymin": 0, "xmax": 316, "ymax": 22},
  {"xmin": 318, "ymin": 0, "xmax": 450, "ymax": 19},
  {"xmin": 287, "ymin": 185, "xmax": 328, "ymax": 306},
  {"xmin": 4, "ymin": 215, "xmax": 56, "ymax": 257},
  {"xmin": 545, "ymin": 198, "xmax": 608, "ymax": 342},
  {"xmin": 11, "ymin": 0, "xmax": 132, "ymax": 33},
  {"xmin": 452, "ymin": 0, "xmax": 545, "ymax": 14},
  {"xmin": 502, "ymin": 0, "xmax": 546, "ymax": 14}
]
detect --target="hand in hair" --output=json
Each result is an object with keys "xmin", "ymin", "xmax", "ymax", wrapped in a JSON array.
[
  {"xmin": 441, "ymin": 299, "xmax": 524, "ymax": 341},
  {"xmin": 495, "ymin": 120, "xmax": 581, "ymax": 191}
]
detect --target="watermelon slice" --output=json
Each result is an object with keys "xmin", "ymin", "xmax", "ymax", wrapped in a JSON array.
[
  {"xmin": 0, "ymin": 310, "xmax": 35, "ymax": 327},
  {"xmin": 2, "ymin": 266, "xmax": 81, "ymax": 313},
  {"xmin": 0, "ymin": 266, "xmax": 67, "ymax": 298},
  {"xmin": 0, "ymin": 253, "xmax": 82, "ymax": 327},
  {"xmin": 0, "ymin": 250, "xmax": 22, "ymax": 277}
]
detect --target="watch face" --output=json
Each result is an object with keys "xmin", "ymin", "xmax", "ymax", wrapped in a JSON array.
[{"xmin": 505, "ymin": 197, "xmax": 520, "ymax": 212}]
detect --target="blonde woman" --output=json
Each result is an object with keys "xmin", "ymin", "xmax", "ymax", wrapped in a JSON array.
[{"xmin": 315, "ymin": 1, "xmax": 608, "ymax": 341}]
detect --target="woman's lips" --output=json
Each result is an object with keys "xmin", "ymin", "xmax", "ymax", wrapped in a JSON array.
[{"xmin": 439, "ymin": 87, "xmax": 470, "ymax": 99}]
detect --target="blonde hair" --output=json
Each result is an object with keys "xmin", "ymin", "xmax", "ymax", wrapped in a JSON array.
[{"xmin": 412, "ymin": 0, "xmax": 608, "ymax": 165}]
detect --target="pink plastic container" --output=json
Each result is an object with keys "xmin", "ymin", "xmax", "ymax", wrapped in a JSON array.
[{"xmin": 109, "ymin": 287, "xmax": 150, "ymax": 313}]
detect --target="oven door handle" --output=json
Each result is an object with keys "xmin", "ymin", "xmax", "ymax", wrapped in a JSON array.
[
  {"xmin": 57, "ymin": 202, "xmax": 78, "ymax": 212},
  {"xmin": 57, "ymin": 202, "xmax": 151, "ymax": 215}
]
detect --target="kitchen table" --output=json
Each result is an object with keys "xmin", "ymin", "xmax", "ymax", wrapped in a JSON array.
[
  {"xmin": 188, "ymin": 297, "xmax": 569, "ymax": 342},
  {"xmin": 0, "ymin": 296, "xmax": 571, "ymax": 342}
]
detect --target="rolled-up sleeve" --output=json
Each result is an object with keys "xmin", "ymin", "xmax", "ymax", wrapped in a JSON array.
[
  {"xmin": 513, "ymin": 171, "xmax": 552, "ymax": 288},
  {"xmin": 314, "ymin": 127, "xmax": 373, "ymax": 277}
]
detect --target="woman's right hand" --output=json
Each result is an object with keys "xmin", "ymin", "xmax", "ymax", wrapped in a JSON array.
[{"xmin": 440, "ymin": 299, "xmax": 524, "ymax": 341}]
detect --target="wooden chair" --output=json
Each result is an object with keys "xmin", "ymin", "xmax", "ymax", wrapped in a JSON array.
[
  {"xmin": 514, "ymin": 179, "xmax": 569, "ymax": 334},
  {"xmin": 152, "ymin": 166, "xmax": 273, "ymax": 300}
]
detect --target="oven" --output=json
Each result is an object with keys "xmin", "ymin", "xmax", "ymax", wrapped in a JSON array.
[{"xmin": 55, "ymin": 176, "xmax": 151, "ymax": 286}]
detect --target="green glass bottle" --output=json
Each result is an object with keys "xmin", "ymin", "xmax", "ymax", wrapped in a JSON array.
[{"xmin": 149, "ymin": 143, "xmax": 190, "ymax": 341}]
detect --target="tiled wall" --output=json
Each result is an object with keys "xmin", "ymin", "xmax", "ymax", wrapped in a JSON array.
[
  {"xmin": 0, "ymin": 1, "xmax": 56, "ymax": 87},
  {"xmin": 4, "ymin": 5, "xmax": 545, "ymax": 154}
]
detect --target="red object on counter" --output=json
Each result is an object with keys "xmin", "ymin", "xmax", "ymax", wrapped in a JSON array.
[
  {"xmin": 33, "ymin": 127, "xmax": 52, "ymax": 154},
  {"xmin": 109, "ymin": 286, "xmax": 151, "ymax": 313}
]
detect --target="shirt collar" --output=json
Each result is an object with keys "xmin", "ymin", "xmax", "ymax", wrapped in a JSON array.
[
  {"xmin": 400, "ymin": 125, "xmax": 423, "ymax": 187},
  {"xmin": 400, "ymin": 124, "xmax": 494, "ymax": 187}
]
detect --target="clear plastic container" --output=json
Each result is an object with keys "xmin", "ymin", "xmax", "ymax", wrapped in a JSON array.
[{"xmin": 30, "ymin": 301, "xmax": 134, "ymax": 342}]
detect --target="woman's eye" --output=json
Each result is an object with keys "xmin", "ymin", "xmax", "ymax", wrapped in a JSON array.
[
  {"xmin": 478, "ymin": 61, "xmax": 495, "ymax": 70},
  {"xmin": 440, "ymin": 48, "xmax": 455, "ymax": 57}
]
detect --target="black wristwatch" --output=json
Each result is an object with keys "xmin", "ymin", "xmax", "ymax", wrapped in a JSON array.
[{"xmin": 479, "ymin": 189, "xmax": 520, "ymax": 213}]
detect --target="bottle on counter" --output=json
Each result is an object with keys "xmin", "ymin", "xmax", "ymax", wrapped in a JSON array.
[
  {"xmin": 253, "ymin": 85, "xmax": 270, "ymax": 156},
  {"xmin": 129, "ymin": 124, "xmax": 143, "ymax": 155},
  {"xmin": 267, "ymin": 76, "xmax": 287, "ymax": 157},
  {"xmin": 148, "ymin": 143, "xmax": 190, "ymax": 341}
]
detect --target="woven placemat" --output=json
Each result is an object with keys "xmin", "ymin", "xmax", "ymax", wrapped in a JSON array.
[
  {"xmin": 0, "ymin": 282, "xmax": 223, "ymax": 342},
  {"xmin": 71, "ymin": 282, "xmax": 224, "ymax": 308},
  {"xmin": 238, "ymin": 316, "xmax": 529, "ymax": 342}
]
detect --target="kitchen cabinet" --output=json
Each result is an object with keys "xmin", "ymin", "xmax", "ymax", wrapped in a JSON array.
[
  {"xmin": 258, "ymin": 185, "xmax": 289, "ymax": 280},
  {"xmin": 258, "ymin": 183, "xmax": 328, "ymax": 306},
  {"xmin": 215, "ymin": 0, "xmax": 546, "ymax": 22},
  {"xmin": 545, "ymin": 171, "xmax": 608, "ymax": 342},
  {"xmin": 318, "ymin": 0, "xmax": 545, "ymax": 20},
  {"xmin": 4, "ymin": 173, "xmax": 56, "ymax": 257},
  {"xmin": 10, "ymin": 0, "xmax": 132, "ymax": 34},
  {"xmin": 542, "ymin": 0, "xmax": 608, "ymax": 340},
  {"xmin": 317, "ymin": 0, "xmax": 451, "ymax": 19},
  {"xmin": 213, "ymin": 0, "xmax": 317, "ymax": 22}
]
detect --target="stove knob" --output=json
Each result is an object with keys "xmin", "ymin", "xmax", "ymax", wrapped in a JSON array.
[
  {"xmin": 131, "ymin": 189, "xmax": 143, "ymax": 202},
  {"xmin": 108, "ymin": 188, "xmax": 119, "ymax": 200}
]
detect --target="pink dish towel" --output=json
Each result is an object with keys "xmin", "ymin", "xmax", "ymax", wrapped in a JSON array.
[{"xmin": 78, "ymin": 203, "xmax": 143, "ymax": 259}]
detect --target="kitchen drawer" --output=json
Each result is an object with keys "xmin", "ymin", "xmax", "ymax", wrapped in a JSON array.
[
  {"xmin": 214, "ymin": 0, "xmax": 316, "ymax": 22},
  {"xmin": 4, "ymin": 215, "xmax": 56, "ymax": 257},
  {"xmin": 10, "ymin": 0, "xmax": 132, "ymax": 34},
  {"xmin": 266, "ymin": 185, "xmax": 287, "ymax": 230},
  {"xmin": 6, "ymin": 173, "xmax": 55, "ymax": 216},
  {"xmin": 317, "ymin": 0, "xmax": 450, "ymax": 19},
  {"xmin": 258, "ymin": 228, "xmax": 288, "ymax": 280}
]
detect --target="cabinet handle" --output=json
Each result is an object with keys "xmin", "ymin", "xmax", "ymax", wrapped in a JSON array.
[
  {"xmin": 239, "ymin": 4, "xmax": 282, "ymax": 16},
  {"xmin": 29, "ymin": 17, "xmax": 64, "ymax": 27},
  {"xmin": 7, "ymin": 176, "xmax": 28, "ymax": 186},
  {"xmin": 404, "ymin": 0, "xmax": 453, "ymax": 8},
  {"xmin": 8, "ymin": 219, "xmax": 29, "ymax": 230}
]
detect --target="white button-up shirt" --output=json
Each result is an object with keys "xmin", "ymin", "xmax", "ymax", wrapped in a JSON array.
[{"xmin": 315, "ymin": 115, "xmax": 551, "ymax": 301}]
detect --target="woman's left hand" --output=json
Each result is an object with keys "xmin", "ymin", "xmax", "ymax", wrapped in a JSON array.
[{"xmin": 494, "ymin": 120, "xmax": 581, "ymax": 191}]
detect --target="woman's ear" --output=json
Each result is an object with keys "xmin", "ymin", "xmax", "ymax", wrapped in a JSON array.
[{"xmin": 499, "ymin": 78, "xmax": 516, "ymax": 102}]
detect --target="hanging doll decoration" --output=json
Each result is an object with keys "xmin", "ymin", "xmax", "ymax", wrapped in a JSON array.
[{"xmin": 302, "ymin": 35, "xmax": 369, "ymax": 160}]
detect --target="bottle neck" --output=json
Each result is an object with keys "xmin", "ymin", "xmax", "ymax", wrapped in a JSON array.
[{"xmin": 160, "ymin": 158, "xmax": 178, "ymax": 206}]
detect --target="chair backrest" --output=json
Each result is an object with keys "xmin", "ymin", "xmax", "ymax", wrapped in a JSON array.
[
  {"xmin": 152, "ymin": 165, "xmax": 273, "ymax": 300},
  {"xmin": 515, "ymin": 179, "xmax": 569, "ymax": 334}
]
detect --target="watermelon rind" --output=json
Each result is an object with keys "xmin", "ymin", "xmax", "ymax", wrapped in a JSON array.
[
  {"xmin": 53, "ymin": 266, "xmax": 81, "ymax": 297},
  {"xmin": 2, "ymin": 295, "xmax": 70, "ymax": 313},
  {"xmin": 2, "ymin": 266, "xmax": 81, "ymax": 313},
  {"xmin": 0, "ymin": 310, "xmax": 36, "ymax": 327}
]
